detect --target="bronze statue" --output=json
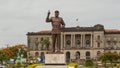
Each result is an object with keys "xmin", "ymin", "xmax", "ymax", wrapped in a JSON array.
[{"xmin": 46, "ymin": 10, "xmax": 65, "ymax": 52}]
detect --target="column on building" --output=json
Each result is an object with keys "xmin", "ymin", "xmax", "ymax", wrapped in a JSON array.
[
  {"xmin": 63, "ymin": 34, "xmax": 66, "ymax": 49},
  {"xmin": 91, "ymin": 34, "xmax": 93, "ymax": 48},
  {"xmin": 71, "ymin": 34, "xmax": 73, "ymax": 47},
  {"xmin": 73, "ymin": 34, "xmax": 75, "ymax": 47},
  {"xmin": 81, "ymin": 34, "xmax": 83, "ymax": 48},
  {"xmin": 61, "ymin": 33, "xmax": 63, "ymax": 50},
  {"xmin": 82, "ymin": 34, "xmax": 85, "ymax": 48}
]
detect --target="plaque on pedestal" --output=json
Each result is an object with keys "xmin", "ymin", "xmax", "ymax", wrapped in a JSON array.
[{"xmin": 45, "ymin": 53, "xmax": 66, "ymax": 65}]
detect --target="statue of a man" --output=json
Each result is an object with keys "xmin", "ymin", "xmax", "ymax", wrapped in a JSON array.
[{"xmin": 46, "ymin": 10, "xmax": 65, "ymax": 52}]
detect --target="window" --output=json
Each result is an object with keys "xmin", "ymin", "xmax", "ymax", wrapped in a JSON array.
[
  {"xmin": 86, "ymin": 40, "xmax": 90, "ymax": 47},
  {"xmin": 107, "ymin": 42, "xmax": 111, "ymax": 45},
  {"xmin": 97, "ymin": 51, "xmax": 101, "ymax": 59},
  {"xmin": 35, "ymin": 52, "xmax": 39, "ymax": 57},
  {"xmin": 66, "ymin": 52, "xmax": 70, "ymax": 62},
  {"xmin": 86, "ymin": 51, "xmax": 90, "ymax": 59},
  {"xmin": 97, "ymin": 35, "xmax": 100, "ymax": 40},
  {"xmin": 66, "ymin": 40, "xmax": 71, "ymax": 45},
  {"xmin": 41, "ymin": 37, "xmax": 43, "ymax": 41},
  {"xmin": 66, "ymin": 40, "xmax": 71, "ymax": 48},
  {"xmin": 35, "ymin": 38, "xmax": 39, "ymax": 50},
  {"xmin": 97, "ymin": 43, "xmax": 100, "ymax": 48},
  {"xmin": 97, "ymin": 51, "xmax": 101, "ymax": 56},
  {"xmin": 76, "ymin": 52, "xmax": 80, "ymax": 59},
  {"xmin": 76, "ymin": 40, "xmax": 81, "ymax": 48},
  {"xmin": 113, "ymin": 41, "xmax": 117, "ymax": 45},
  {"xmin": 40, "ymin": 52, "xmax": 44, "ymax": 58}
]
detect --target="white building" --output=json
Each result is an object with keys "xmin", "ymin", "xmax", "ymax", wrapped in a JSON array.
[{"xmin": 27, "ymin": 24, "xmax": 120, "ymax": 63}]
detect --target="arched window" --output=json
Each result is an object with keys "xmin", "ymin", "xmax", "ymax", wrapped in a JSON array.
[
  {"xmin": 35, "ymin": 52, "xmax": 39, "ymax": 57},
  {"xmin": 96, "ymin": 51, "xmax": 101, "ymax": 60},
  {"xmin": 76, "ymin": 51, "xmax": 80, "ymax": 59},
  {"xmin": 97, "ymin": 51, "xmax": 101, "ymax": 56},
  {"xmin": 86, "ymin": 51, "xmax": 90, "ymax": 59},
  {"xmin": 66, "ymin": 52, "xmax": 70, "ymax": 63},
  {"xmin": 40, "ymin": 52, "xmax": 44, "ymax": 58}
]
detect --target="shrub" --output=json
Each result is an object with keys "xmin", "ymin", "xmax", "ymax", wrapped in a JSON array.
[
  {"xmin": 85, "ymin": 59, "xmax": 94, "ymax": 67},
  {"xmin": 117, "ymin": 64, "xmax": 120, "ymax": 67},
  {"xmin": 113, "ymin": 63, "xmax": 117, "ymax": 66},
  {"xmin": 16, "ymin": 62, "xmax": 23, "ymax": 67},
  {"xmin": 68, "ymin": 62, "xmax": 78, "ymax": 68}
]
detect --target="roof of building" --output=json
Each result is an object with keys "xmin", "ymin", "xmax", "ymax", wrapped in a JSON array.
[
  {"xmin": 61, "ymin": 26, "xmax": 103, "ymax": 32},
  {"xmin": 61, "ymin": 24, "xmax": 104, "ymax": 32},
  {"xmin": 37, "ymin": 30, "xmax": 51, "ymax": 33},
  {"xmin": 27, "ymin": 30, "xmax": 51, "ymax": 35},
  {"xmin": 27, "ymin": 24, "xmax": 120, "ymax": 35},
  {"xmin": 105, "ymin": 29, "xmax": 120, "ymax": 34}
]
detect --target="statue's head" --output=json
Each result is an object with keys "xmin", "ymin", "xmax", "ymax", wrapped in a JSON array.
[{"xmin": 55, "ymin": 10, "xmax": 59, "ymax": 17}]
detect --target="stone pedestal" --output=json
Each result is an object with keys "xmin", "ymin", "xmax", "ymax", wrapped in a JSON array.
[{"xmin": 45, "ymin": 53, "xmax": 66, "ymax": 65}]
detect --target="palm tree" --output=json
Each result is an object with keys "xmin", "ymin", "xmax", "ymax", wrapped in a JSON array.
[{"xmin": 41, "ymin": 38, "xmax": 50, "ymax": 50}]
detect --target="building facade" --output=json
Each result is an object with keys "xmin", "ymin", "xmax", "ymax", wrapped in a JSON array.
[{"xmin": 27, "ymin": 24, "xmax": 120, "ymax": 63}]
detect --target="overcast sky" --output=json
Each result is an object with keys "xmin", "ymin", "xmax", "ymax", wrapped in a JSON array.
[{"xmin": 0, "ymin": 0, "xmax": 120, "ymax": 48}]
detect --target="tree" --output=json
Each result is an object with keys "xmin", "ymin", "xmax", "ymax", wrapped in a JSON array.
[
  {"xmin": 0, "ymin": 50, "xmax": 9, "ymax": 64},
  {"xmin": 41, "ymin": 38, "xmax": 50, "ymax": 50},
  {"xmin": 0, "ymin": 44, "xmax": 27, "ymax": 64},
  {"xmin": 85, "ymin": 59, "xmax": 94, "ymax": 67},
  {"xmin": 20, "ymin": 47, "xmax": 27, "ymax": 58},
  {"xmin": 3, "ymin": 48, "xmax": 14, "ymax": 58},
  {"xmin": 99, "ymin": 52, "xmax": 119, "ymax": 68},
  {"xmin": 3, "ymin": 44, "xmax": 27, "ymax": 63}
]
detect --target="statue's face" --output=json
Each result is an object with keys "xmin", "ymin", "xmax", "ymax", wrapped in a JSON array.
[{"xmin": 55, "ymin": 12, "xmax": 59, "ymax": 17}]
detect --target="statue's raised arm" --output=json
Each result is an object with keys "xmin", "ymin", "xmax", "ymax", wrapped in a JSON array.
[{"xmin": 46, "ymin": 10, "xmax": 51, "ymax": 22}]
